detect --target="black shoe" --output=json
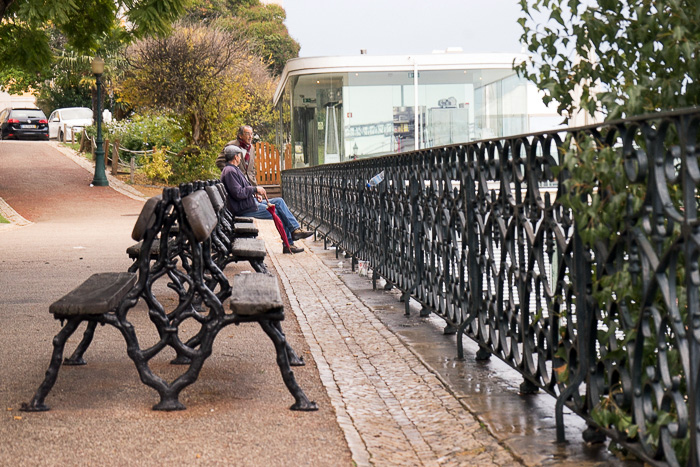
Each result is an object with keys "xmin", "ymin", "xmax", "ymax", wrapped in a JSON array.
[
  {"xmin": 283, "ymin": 244, "xmax": 304, "ymax": 254},
  {"xmin": 292, "ymin": 228, "xmax": 313, "ymax": 241}
]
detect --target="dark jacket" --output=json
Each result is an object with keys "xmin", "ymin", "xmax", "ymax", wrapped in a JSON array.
[
  {"xmin": 216, "ymin": 139, "xmax": 257, "ymax": 185},
  {"xmin": 220, "ymin": 164, "xmax": 257, "ymax": 215}
]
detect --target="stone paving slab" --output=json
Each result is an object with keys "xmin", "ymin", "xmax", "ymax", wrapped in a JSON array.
[{"xmin": 259, "ymin": 224, "xmax": 520, "ymax": 467}]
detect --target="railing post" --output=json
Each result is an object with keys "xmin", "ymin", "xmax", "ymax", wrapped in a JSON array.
[
  {"xmin": 458, "ymin": 146, "xmax": 481, "ymax": 359},
  {"xmin": 409, "ymin": 164, "xmax": 422, "ymax": 316},
  {"xmin": 104, "ymin": 138, "xmax": 110, "ymax": 171},
  {"xmin": 111, "ymin": 140, "xmax": 120, "ymax": 176}
]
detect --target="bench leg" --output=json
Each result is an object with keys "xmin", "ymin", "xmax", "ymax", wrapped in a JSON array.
[
  {"xmin": 63, "ymin": 321, "xmax": 98, "ymax": 365},
  {"xmin": 170, "ymin": 327, "xmax": 206, "ymax": 365},
  {"xmin": 21, "ymin": 318, "xmax": 83, "ymax": 412},
  {"xmin": 259, "ymin": 320, "xmax": 318, "ymax": 411},
  {"xmin": 272, "ymin": 321, "xmax": 305, "ymax": 366},
  {"xmin": 249, "ymin": 260, "xmax": 269, "ymax": 274}
]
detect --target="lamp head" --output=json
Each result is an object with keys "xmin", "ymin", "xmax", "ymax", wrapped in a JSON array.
[{"xmin": 91, "ymin": 56, "xmax": 105, "ymax": 75}]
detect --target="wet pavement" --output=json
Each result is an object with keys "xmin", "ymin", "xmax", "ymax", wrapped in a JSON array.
[
  {"xmin": 0, "ymin": 141, "xmax": 643, "ymax": 466},
  {"xmin": 265, "ymin": 227, "xmax": 643, "ymax": 467}
]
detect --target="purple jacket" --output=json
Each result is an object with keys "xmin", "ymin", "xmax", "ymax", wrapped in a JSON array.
[{"xmin": 220, "ymin": 164, "xmax": 257, "ymax": 215}]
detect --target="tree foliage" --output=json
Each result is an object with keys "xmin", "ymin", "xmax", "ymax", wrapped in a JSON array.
[
  {"xmin": 184, "ymin": 0, "xmax": 299, "ymax": 75},
  {"xmin": 516, "ymin": 0, "xmax": 700, "ymax": 121},
  {"xmin": 0, "ymin": 0, "xmax": 190, "ymax": 77},
  {"xmin": 234, "ymin": 3, "xmax": 299, "ymax": 75},
  {"xmin": 118, "ymin": 23, "xmax": 247, "ymax": 146}
]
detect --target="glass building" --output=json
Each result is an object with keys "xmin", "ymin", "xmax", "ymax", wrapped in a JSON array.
[{"xmin": 273, "ymin": 53, "xmax": 562, "ymax": 168}]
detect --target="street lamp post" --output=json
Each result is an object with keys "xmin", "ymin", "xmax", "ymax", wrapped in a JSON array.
[{"xmin": 91, "ymin": 56, "xmax": 108, "ymax": 186}]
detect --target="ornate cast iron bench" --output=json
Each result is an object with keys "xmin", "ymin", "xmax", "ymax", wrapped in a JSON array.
[{"xmin": 21, "ymin": 187, "xmax": 316, "ymax": 412}]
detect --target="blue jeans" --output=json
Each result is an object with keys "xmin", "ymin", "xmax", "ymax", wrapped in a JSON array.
[{"xmin": 239, "ymin": 198, "xmax": 301, "ymax": 244}]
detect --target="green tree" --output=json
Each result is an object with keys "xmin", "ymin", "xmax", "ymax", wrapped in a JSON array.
[
  {"xmin": 235, "ymin": 3, "xmax": 299, "ymax": 75},
  {"xmin": 118, "ymin": 23, "xmax": 246, "ymax": 146},
  {"xmin": 184, "ymin": 0, "xmax": 299, "ymax": 75},
  {"xmin": 516, "ymin": 0, "xmax": 700, "ymax": 121},
  {"xmin": 0, "ymin": 0, "xmax": 190, "ymax": 79}
]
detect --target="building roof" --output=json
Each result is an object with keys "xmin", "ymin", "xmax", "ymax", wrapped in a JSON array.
[{"xmin": 273, "ymin": 53, "xmax": 527, "ymax": 105}]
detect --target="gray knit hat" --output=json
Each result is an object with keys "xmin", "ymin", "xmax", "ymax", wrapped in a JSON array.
[{"xmin": 224, "ymin": 144, "xmax": 245, "ymax": 162}]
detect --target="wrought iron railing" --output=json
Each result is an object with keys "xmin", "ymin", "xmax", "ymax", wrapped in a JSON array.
[{"xmin": 281, "ymin": 107, "xmax": 700, "ymax": 467}]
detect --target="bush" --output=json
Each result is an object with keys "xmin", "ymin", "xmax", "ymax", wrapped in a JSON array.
[
  {"xmin": 168, "ymin": 146, "xmax": 219, "ymax": 184},
  {"xmin": 141, "ymin": 147, "xmax": 174, "ymax": 183},
  {"xmin": 105, "ymin": 113, "xmax": 186, "ymax": 155},
  {"xmin": 83, "ymin": 112, "xmax": 222, "ymax": 185}
]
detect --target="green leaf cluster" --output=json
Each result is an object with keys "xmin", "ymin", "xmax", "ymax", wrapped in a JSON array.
[
  {"xmin": 105, "ymin": 112, "xmax": 186, "ymax": 153},
  {"xmin": 557, "ymin": 128, "xmax": 690, "ymax": 463},
  {"xmin": 0, "ymin": 0, "xmax": 190, "ymax": 79},
  {"xmin": 516, "ymin": 0, "xmax": 700, "ymax": 121},
  {"xmin": 183, "ymin": 0, "xmax": 299, "ymax": 75}
]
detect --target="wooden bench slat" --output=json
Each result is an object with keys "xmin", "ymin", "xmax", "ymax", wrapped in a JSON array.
[
  {"xmin": 131, "ymin": 195, "xmax": 161, "ymax": 241},
  {"xmin": 233, "ymin": 223, "xmax": 259, "ymax": 236},
  {"xmin": 229, "ymin": 273, "xmax": 282, "ymax": 316},
  {"xmin": 49, "ymin": 272, "xmax": 137, "ymax": 316},
  {"xmin": 231, "ymin": 238, "xmax": 267, "ymax": 259},
  {"xmin": 205, "ymin": 185, "xmax": 225, "ymax": 213},
  {"xmin": 126, "ymin": 238, "xmax": 179, "ymax": 260}
]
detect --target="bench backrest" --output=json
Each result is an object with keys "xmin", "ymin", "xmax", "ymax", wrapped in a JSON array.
[
  {"xmin": 182, "ymin": 190, "xmax": 217, "ymax": 242},
  {"xmin": 216, "ymin": 183, "xmax": 228, "ymax": 203},
  {"xmin": 131, "ymin": 195, "xmax": 162, "ymax": 241},
  {"xmin": 205, "ymin": 185, "xmax": 225, "ymax": 213}
]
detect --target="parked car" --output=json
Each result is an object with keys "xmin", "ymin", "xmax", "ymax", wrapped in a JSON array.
[
  {"xmin": 48, "ymin": 107, "xmax": 93, "ymax": 142},
  {"xmin": 0, "ymin": 107, "xmax": 49, "ymax": 141}
]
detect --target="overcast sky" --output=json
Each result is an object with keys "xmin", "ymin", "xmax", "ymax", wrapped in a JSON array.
[{"xmin": 282, "ymin": 0, "xmax": 526, "ymax": 57}]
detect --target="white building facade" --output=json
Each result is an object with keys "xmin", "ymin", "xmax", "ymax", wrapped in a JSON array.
[
  {"xmin": 0, "ymin": 90, "xmax": 36, "ymax": 111},
  {"xmin": 273, "ymin": 53, "xmax": 564, "ymax": 168}
]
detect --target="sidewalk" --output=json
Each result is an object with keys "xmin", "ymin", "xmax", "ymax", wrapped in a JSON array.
[{"xmin": 261, "ymin": 224, "xmax": 516, "ymax": 466}]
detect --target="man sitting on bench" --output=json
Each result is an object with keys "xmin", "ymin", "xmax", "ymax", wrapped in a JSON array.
[{"xmin": 220, "ymin": 145, "xmax": 312, "ymax": 254}]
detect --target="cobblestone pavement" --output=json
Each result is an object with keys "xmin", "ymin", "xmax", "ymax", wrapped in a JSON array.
[{"xmin": 259, "ymin": 224, "xmax": 521, "ymax": 467}]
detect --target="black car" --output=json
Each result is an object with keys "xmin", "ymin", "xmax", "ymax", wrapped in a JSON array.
[{"xmin": 0, "ymin": 108, "xmax": 49, "ymax": 140}]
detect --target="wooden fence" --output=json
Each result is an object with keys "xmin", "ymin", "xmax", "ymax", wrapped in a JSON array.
[{"xmin": 254, "ymin": 142, "xmax": 281, "ymax": 186}]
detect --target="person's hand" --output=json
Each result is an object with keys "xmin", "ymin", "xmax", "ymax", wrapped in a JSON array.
[{"xmin": 256, "ymin": 186, "xmax": 267, "ymax": 197}]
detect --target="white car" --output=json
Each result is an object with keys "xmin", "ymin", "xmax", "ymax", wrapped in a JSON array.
[{"xmin": 48, "ymin": 107, "xmax": 93, "ymax": 142}]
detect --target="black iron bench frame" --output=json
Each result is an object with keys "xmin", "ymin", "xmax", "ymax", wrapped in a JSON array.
[{"xmin": 21, "ymin": 186, "xmax": 317, "ymax": 412}]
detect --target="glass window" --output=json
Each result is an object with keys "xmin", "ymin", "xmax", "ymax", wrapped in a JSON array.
[
  {"xmin": 344, "ymin": 71, "xmax": 414, "ymax": 158},
  {"xmin": 282, "ymin": 65, "xmax": 531, "ymax": 167},
  {"xmin": 291, "ymin": 73, "xmax": 346, "ymax": 167},
  {"xmin": 61, "ymin": 108, "xmax": 93, "ymax": 120}
]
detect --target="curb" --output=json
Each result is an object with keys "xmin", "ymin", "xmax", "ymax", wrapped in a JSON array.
[{"xmin": 50, "ymin": 142, "xmax": 148, "ymax": 202}]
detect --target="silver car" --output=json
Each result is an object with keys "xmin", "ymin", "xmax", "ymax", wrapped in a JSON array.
[{"xmin": 48, "ymin": 107, "xmax": 93, "ymax": 142}]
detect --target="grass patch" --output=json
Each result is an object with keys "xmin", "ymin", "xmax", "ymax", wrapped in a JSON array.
[
  {"xmin": 62, "ymin": 142, "xmax": 81, "ymax": 152},
  {"xmin": 60, "ymin": 142, "xmax": 91, "ymax": 160},
  {"xmin": 0, "ymin": 213, "xmax": 9, "ymax": 224}
]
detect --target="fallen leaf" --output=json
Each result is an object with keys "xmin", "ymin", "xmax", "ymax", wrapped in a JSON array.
[{"xmin": 13, "ymin": 416, "xmax": 22, "ymax": 421}]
